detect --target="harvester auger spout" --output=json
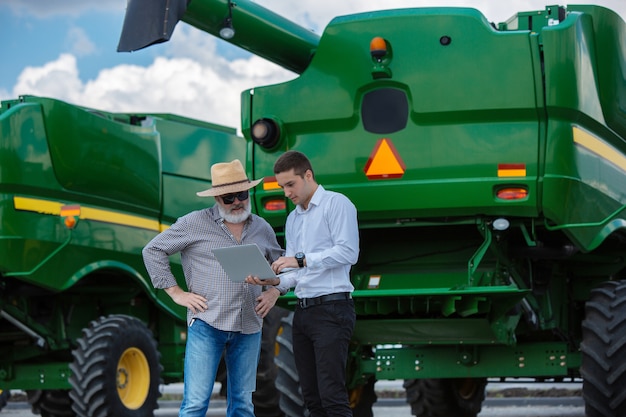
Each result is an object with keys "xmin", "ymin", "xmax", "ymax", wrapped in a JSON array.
[{"xmin": 117, "ymin": 0, "xmax": 320, "ymax": 74}]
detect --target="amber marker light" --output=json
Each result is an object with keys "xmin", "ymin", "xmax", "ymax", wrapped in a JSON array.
[
  {"xmin": 496, "ymin": 188, "xmax": 528, "ymax": 200},
  {"xmin": 64, "ymin": 217, "xmax": 77, "ymax": 228},
  {"xmin": 262, "ymin": 177, "xmax": 286, "ymax": 210},
  {"xmin": 370, "ymin": 37, "xmax": 387, "ymax": 60},
  {"xmin": 61, "ymin": 204, "xmax": 81, "ymax": 229},
  {"xmin": 263, "ymin": 176, "xmax": 281, "ymax": 190}
]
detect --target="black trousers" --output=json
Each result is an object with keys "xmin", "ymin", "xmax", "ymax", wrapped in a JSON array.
[{"xmin": 293, "ymin": 299, "xmax": 356, "ymax": 417}]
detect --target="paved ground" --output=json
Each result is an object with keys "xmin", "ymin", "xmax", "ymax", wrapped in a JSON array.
[
  {"xmin": 3, "ymin": 397, "xmax": 585, "ymax": 417},
  {"xmin": 158, "ymin": 378, "xmax": 583, "ymax": 394},
  {"xmin": 2, "ymin": 379, "xmax": 584, "ymax": 417},
  {"xmin": 158, "ymin": 378, "xmax": 584, "ymax": 399}
]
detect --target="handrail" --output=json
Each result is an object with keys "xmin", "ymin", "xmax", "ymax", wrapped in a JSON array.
[
  {"xmin": 5, "ymin": 230, "xmax": 73, "ymax": 278},
  {"xmin": 544, "ymin": 202, "xmax": 626, "ymax": 231}
]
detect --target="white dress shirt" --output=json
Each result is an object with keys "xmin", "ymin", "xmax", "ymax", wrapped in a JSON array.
[{"xmin": 277, "ymin": 185, "xmax": 359, "ymax": 298}]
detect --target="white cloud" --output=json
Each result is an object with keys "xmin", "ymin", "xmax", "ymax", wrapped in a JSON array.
[
  {"xmin": 9, "ymin": 51, "xmax": 294, "ymax": 130},
  {"xmin": 162, "ymin": 25, "xmax": 221, "ymax": 66},
  {"xmin": 82, "ymin": 54, "xmax": 293, "ymax": 128},
  {"xmin": 66, "ymin": 27, "xmax": 97, "ymax": 56},
  {"xmin": 13, "ymin": 54, "xmax": 84, "ymax": 102}
]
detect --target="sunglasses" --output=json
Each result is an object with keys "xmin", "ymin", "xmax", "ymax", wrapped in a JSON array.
[{"xmin": 220, "ymin": 190, "xmax": 249, "ymax": 204}]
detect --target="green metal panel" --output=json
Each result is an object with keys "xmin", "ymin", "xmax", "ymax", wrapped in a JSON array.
[
  {"xmin": 154, "ymin": 113, "xmax": 240, "ymax": 179},
  {"xmin": 3, "ymin": 2, "xmax": 626, "ymax": 394},
  {"xmin": 246, "ymin": 8, "xmax": 543, "ymax": 224},
  {"xmin": 153, "ymin": 114, "xmax": 247, "ymax": 223},
  {"xmin": 26, "ymin": 96, "xmax": 163, "ymax": 213},
  {"xmin": 0, "ymin": 363, "xmax": 72, "ymax": 390},
  {"xmin": 241, "ymin": 5, "xmax": 625, "ymax": 384},
  {"xmin": 0, "ymin": 95, "xmax": 244, "ymax": 389},
  {"xmin": 358, "ymin": 342, "xmax": 572, "ymax": 379},
  {"xmin": 0, "ymin": 100, "xmax": 58, "ymax": 192},
  {"xmin": 540, "ymin": 8, "xmax": 626, "ymax": 251},
  {"xmin": 553, "ymin": 5, "xmax": 626, "ymax": 138}
]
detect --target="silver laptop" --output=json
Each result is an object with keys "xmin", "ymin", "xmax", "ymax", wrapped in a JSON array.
[{"xmin": 212, "ymin": 244, "xmax": 294, "ymax": 282}]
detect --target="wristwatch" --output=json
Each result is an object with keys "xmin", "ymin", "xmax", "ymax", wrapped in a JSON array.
[{"xmin": 295, "ymin": 252, "xmax": 306, "ymax": 268}]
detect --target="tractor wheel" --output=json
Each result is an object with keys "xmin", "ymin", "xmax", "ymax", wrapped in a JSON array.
[
  {"xmin": 349, "ymin": 376, "xmax": 377, "ymax": 417},
  {"xmin": 0, "ymin": 389, "xmax": 9, "ymax": 411},
  {"xmin": 274, "ymin": 311, "xmax": 308, "ymax": 417},
  {"xmin": 254, "ymin": 306, "xmax": 289, "ymax": 417},
  {"xmin": 581, "ymin": 280, "xmax": 626, "ymax": 417},
  {"xmin": 68, "ymin": 314, "xmax": 162, "ymax": 417},
  {"xmin": 26, "ymin": 389, "xmax": 74, "ymax": 417},
  {"xmin": 403, "ymin": 377, "xmax": 486, "ymax": 417}
]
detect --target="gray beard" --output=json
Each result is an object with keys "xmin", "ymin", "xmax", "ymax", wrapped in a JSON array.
[{"xmin": 217, "ymin": 202, "xmax": 251, "ymax": 224}]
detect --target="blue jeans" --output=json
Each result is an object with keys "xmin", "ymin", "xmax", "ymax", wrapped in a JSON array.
[{"xmin": 179, "ymin": 319, "xmax": 261, "ymax": 417}]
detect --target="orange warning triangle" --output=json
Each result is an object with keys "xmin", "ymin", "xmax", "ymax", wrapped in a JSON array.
[{"xmin": 364, "ymin": 138, "xmax": 406, "ymax": 179}]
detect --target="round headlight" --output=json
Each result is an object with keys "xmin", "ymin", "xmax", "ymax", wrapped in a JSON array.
[{"xmin": 251, "ymin": 118, "xmax": 281, "ymax": 148}]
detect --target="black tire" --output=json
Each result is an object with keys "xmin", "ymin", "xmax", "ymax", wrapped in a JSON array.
[
  {"xmin": 68, "ymin": 315, "xmax": 163, "ymax": 417},
  {"xmin": 274, "ymin": 312, "xmax": 308, "ymax": 417},
  {"xmin": 403, "ymin": 378, "xmax": 486, "ymax": 417},
  {"xmin": 26, "ymin": 389, "xmax": 74, "ymax": 417},
  {"xmin": 350, "ymin": 376, "xmax": 377, "ymax": 417},
  {"xmin": 254, "ymin": 306, "xmax": 289, "ymax": 417},
  {"xmin": 581, "ymin": 280, "xmax": 626, "ymax": 417},
  {"xmin": 0, "ymin": 389, "xmax": 10, "ymax": 411},
  {"xmin": 216, "ymin": 356, "xmax": 228, "ymax": 397}
]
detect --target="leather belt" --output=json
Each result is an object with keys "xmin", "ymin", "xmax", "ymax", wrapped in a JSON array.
[{"xmin": 297, "ymin": 292, "xmax": 352, "ymax": 309}]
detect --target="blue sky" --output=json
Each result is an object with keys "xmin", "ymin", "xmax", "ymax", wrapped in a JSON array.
[
  {"xmin": 2, "ymin": 4, "xmax": 141, "ymax": 88},
  {"xmin": 0, "ymin": 0, "xmax": 249, "ymax": 91},
  {"xmin": 1, "ymin": 0, "xmax": 625, "ymax": 129}
]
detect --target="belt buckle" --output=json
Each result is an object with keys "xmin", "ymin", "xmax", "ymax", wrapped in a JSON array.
[{"xmin": 298, "ymin": 298, "xmax": 307, "ymax": 309}]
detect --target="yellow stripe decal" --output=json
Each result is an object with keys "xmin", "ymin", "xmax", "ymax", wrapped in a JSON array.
[
  {"xmin": 80, "ymin": 207, "xmax": 160, "ymax": 231},
  {"xmin": 573, "ymin": 126, "xmax": 626, "ymax": 172},
  {"xmin": 14, "ymin": 196, "xmax": 162, "ymax": 232},
  {"xmin": 14, "ymin": 196, "xmax": 63, "ymax": 215}
]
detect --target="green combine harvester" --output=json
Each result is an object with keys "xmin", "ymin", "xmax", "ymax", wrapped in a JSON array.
[{"xmin": 1, "ymin": 1, "xmax": 625, "ymax": 416}]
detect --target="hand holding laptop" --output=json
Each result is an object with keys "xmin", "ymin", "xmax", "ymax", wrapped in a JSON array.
[
  {"xmin": 245, "ymin": 255, "xmax": 298, "ymax": 286},
  {"xmin": 245, "ymin": 275, "xmax": 280, "ymax": 286},
  {"xmin": 212, "ymin": 244, "xmax": 296, "ymax": 284},
  {"xmin": 247, "ymin": 260, "xmax": 297, "ymax": 286}
]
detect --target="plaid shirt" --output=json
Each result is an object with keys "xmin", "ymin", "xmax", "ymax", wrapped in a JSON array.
[{"xmin": 142, "ymin": 205, "xmax": 283, "ymax": 334}]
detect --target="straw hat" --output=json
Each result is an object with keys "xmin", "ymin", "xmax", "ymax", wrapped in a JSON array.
[{"xmin": 196, "ymin": 159, "xmax": 263, "ymax": 197}]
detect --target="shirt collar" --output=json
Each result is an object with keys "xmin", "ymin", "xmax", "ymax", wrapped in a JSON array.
[{"xmin": 296, "ymin": 184, "xmax": 325, "ymax": 214}]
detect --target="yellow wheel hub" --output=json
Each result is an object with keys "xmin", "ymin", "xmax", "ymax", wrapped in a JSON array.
[{"xmin": 117, "ymin": 347, "xmax": 150, "ymax": 409}]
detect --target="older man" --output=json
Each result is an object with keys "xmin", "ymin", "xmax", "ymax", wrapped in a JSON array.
[{"xmin": 142, "ymin": 159, "xmax": 282, "ymax": 417}]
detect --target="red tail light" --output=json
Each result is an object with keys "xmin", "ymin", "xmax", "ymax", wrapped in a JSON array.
[
  {"xmin": 496, "ymin": 188, "xmax": 528, "ymax": 200},
  {"xmin": 264, "ymin": 199, "xmax": 286, "ymax": 211}
]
